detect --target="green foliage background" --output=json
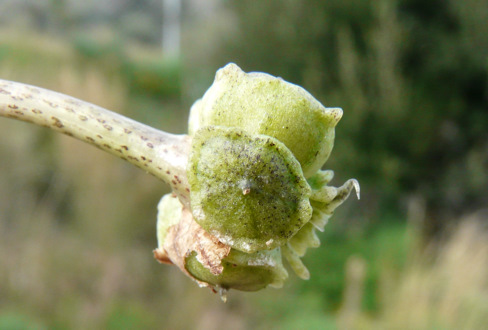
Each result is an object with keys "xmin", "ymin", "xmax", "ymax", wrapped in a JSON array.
[{"xmin": 0, "ymin": 0, "xmax": 487, "ymax": 329}]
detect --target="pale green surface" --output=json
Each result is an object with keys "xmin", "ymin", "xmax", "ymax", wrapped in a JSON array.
[
  {"xmin": 188, "ymin": 125, "xmax": 312, "ymax": 253},
  {"xmin": 281, "ymin": 244, "xmax": 310, "ymax": 280},
  {"xmin": 156, "ymin": 194, "xmax": 183, "ymax": 249},
  {"xmin": 288, "ymin": 222, "xmax": 320, "ymax": 257},
  {"xmin": 279, "ymin": 171, "xmax": 359, "ymax": 278},
  {"xmin": 188, "ymin": 63, "xmax": 342, "ymax": 178},
  {"xmin": 185, "ymin": 248, "xmax": 288, "ymax": 292}
]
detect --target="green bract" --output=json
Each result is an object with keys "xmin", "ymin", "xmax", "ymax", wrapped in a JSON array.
[
  {"xmin": 186, "ymin": 248, "xmax": 288, "ymax": 292},
  {"xmin": 188, "ymin": 126, "xmax": 312, "ymax": 253},
  {"xmin": 189, "ymin": 63, "xmax": 343, "ymax": 178}
]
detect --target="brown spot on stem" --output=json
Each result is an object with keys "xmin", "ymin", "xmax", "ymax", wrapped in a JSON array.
[
  {"xmin": 43, "ymin": 99, "xmax": 58, "ymax": 108},
  {"xmin": 103, "ymin": 124, "xmax": 113, "ymax": 131},
  {"xmin": 147, "ymin": 142, "xmax": 154, "ymax": 148},
  {"xmin": 8, "ymin": 104, "xmax": 18, "ymax": 110},
  {"xmin": 51, "ymin": 117, "xmax": 64, "ymax": 128}
]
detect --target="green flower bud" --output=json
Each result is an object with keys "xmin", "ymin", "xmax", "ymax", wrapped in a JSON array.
[
  {"xmin": 155, "ymin": 193, "xmax": 288, "ymax": 292},
  {"xmin": 188, "ymin": 63, "xmax": 342, "ymax": 178},
  {"xmin": 155, "ymin": 63, "xmax": 360, "ymax": 293},
  {"xmin": 188, "ymin": 126, "xmax": 312, "ymax": 253}
]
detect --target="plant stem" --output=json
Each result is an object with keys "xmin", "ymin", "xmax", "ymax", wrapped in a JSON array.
[{"xmin": 0, "ymin": 79, "xmax": 191, "ymax": 205}]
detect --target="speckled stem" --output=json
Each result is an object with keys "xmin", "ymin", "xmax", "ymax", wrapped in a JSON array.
[{"xmin": 0, "ymin": 79, "xmax": 191, "ymax": 205}]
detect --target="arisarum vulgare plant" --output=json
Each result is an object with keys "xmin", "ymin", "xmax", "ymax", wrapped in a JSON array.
[{"xmin": 0, "ymin": 63, "xmax": 359, "ymax": 298}]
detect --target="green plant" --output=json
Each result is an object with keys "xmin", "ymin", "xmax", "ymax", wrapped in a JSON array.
[{"xmin": 0, "ymin": 63, "xmax": 358, "ymax": 297}]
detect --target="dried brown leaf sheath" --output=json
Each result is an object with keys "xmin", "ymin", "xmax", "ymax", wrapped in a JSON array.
[{"xmin": 154, "ymin": 206, "xmax": 231, "ymax": 286}]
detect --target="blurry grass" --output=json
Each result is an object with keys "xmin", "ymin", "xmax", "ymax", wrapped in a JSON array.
[
  {"xmin": 374, "ymin": 218, "xmax": 488, "ymax": 330},
  {"xmin": 330, "ymin": 216, "xmax": 488, "ymax": 330},
  {"xmin": 0, "ymin": 32, "xmax": 487, "ymax": 329}
]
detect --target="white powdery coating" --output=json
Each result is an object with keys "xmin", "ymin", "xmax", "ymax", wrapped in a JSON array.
[{"xmin": 247, "ymin": 250, "xmax": 279, "ymax": 267}]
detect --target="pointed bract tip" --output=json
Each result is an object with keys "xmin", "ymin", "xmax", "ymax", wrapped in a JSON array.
[
  {"xmin": 218, "ymin": 286, "xmax": 228, "ymax": 302},
  {"xmin": 351, "ymin": 179, "xmax": 360, "ymax": 200},
  {"xmin": 325, "ymin": 107, "xmax": 343, "ymax": 127},
  {"xmin": 216, "ymin": 63, "xmax": 244, "ymax": 81}
]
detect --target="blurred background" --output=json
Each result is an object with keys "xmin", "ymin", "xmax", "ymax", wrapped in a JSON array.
[{"xmin": 0, "ymin": 0, "xmax": 487, "ymax": 329}]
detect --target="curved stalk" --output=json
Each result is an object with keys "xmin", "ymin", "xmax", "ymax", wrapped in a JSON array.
[{"xmin": 0, "ymin": 79, "xmax": 191, "ymax": 205}]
